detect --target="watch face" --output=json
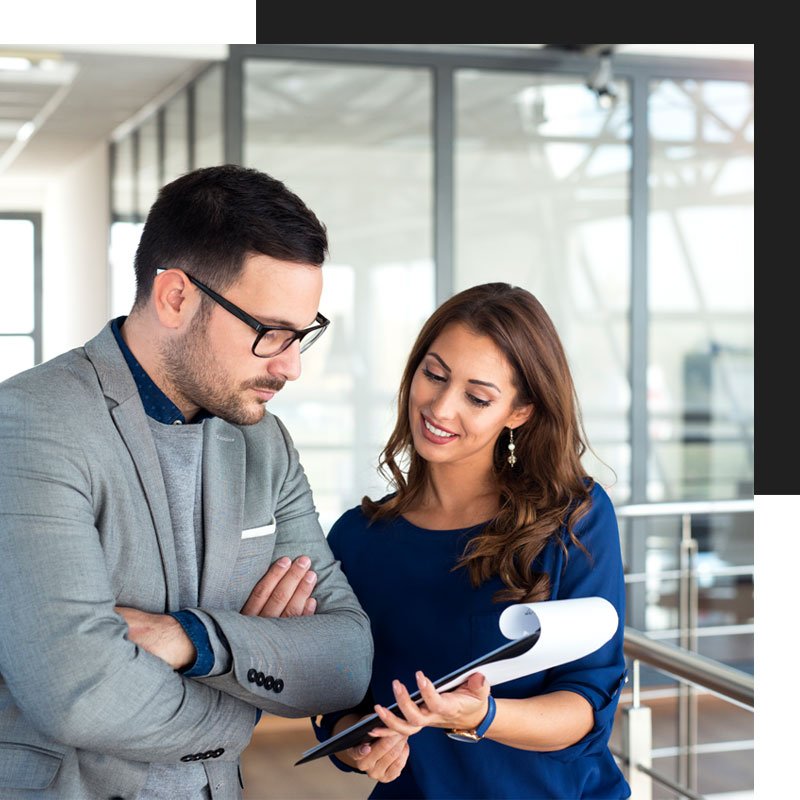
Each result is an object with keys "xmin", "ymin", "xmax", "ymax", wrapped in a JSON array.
[{"xmin": 446, "ymin": 730, "xmax": 482, "ymax": 743}]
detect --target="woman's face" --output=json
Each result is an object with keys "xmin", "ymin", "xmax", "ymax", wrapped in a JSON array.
[{"xmin": 408, "ymin": 322, "xmax": 532, "ymax": 470}]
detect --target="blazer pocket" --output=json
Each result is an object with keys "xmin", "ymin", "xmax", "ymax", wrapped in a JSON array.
[
  {"xmin": 242, "ymin": 517, "xmax": 277, "ymax": 539},
  {"xmin": 0, "ymin": 742, "xmax": 63, "ymax": 790}
]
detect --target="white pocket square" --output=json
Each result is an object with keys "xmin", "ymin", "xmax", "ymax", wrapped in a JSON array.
[{"xmin": 242, "ymin": 518, "xmax": 277, "ymax": 539}]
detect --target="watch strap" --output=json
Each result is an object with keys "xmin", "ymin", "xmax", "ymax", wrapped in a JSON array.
[{"xmin": 446, "ymin": 694, "xmax": 496, "ymax": 743}]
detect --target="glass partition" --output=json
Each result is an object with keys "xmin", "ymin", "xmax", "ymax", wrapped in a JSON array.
[
  {"xmin": 648, "ymin": 78, "xmax": 754, "ymax": 503},
  {"xmin": 194, "ymin": 64, "xmax": 224, "ymax": 167},
  {"xmin": 454, "ymin": 69, "xmax": 632, "ymax": 504},
  {"xmin": 243, "ymin": 58, "xmax": 435, "ymax": 530},
  {"xmin": 0, "ymin": 216, "xmax": 39, "ymax": 380},
  {"xmin": 164, "ymin": 90, "xmax": 189, "ymax": 183},
  {"xmin": 136, "ymin": 114, "xmax": 160, "ymax": 219}
]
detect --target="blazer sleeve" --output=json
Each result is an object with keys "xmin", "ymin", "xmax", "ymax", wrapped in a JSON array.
[
  {"xmin": 188, "ymin": 417, "xmax": 374, "ymax": 717},
  {"xmin": 0, "ymin": 384, "xmax": 257, "ymax": 762}
]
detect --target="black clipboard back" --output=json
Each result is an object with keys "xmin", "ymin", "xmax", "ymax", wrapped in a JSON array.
[{"xmin": 295, "ymin": 629, "xmax": 540, "ymax": 766}]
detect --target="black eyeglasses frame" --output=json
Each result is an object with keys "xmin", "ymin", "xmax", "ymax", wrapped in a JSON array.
[{"xmin": 179, "ymin": 271, "xmax": 330, "ymax": 358}]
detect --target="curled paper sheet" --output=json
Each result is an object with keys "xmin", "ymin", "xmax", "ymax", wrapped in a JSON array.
[
  {"xmin": 295, "ymin": 596, "xmax": 618, "ymax": 765},
  {"xmin": 435, "ymin": 596, "xmax": 619, "ymax": 693}
]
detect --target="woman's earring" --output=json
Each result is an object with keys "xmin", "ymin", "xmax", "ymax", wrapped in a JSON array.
[{"xmin": 507, "ymin": 428, "xmax": 517, "ymax": 467}]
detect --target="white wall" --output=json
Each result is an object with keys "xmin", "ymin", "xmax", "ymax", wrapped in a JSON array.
[{"xmin": 42, "ymin": 141, "xmax": 110, "ymax": 360}]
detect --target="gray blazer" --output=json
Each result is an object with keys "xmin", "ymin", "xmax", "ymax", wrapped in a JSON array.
[{"xmin": 0, "ymin": 323, "xmax": 373, "ymax": 798}]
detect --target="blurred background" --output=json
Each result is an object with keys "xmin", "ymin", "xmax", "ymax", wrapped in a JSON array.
[{"xmin": 0, "ymin": 43, "xmax": 754, "ymax": 799}]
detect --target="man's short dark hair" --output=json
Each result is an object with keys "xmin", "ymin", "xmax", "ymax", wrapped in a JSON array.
[{"xmin": 132, "ymin": 164, "xmax": 328, "ymax": 308}]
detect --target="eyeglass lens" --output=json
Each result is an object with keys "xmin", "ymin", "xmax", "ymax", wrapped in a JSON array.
[{"xmin": 253, "ymin": 325, "xmax": 326, "ymax": 357}]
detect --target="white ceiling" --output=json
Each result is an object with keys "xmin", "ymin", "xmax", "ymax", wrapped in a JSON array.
[{"xmin": 0, "ymin": 43, "xmax": 754, "ymax": 187}]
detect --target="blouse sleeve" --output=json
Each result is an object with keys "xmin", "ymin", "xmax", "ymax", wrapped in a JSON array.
[
  {"xmin": 539, "ymin": 483, "xmax": 628, "ymax": 760},
  {"xmin": 309, "ymin": 509, "xmax": 374, "ymax": 773},
  {"xmin": 310, "ymin": 688, "xmax": 375, "ymax": 773}
]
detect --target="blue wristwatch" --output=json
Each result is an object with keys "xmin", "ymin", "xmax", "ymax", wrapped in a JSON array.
[{"xmin": 446, "ymin": 695, "xmax": 496, "ymax": 743}]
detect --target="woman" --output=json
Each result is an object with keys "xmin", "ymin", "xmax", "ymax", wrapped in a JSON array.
[{"xmin": 313, "ymin": 283, "xmax": 630, "ymax": 799}]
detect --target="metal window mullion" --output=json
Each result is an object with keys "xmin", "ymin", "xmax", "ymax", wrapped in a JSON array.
[
  {"xmin": 187, "ymin": 81, "xmax": 196, "ymax": 171},
  {"xmin": 224, "ymin": 47, "xmax": 244, "ymax": 166},
  {"xmin": 627, "ymin": 70, "xmax": 651, "ymax": 631},
  {"xmin": 32, "ymin": 212, "xmax": 42, "ymax": 364},
  {"xmin": 433, "ymin": 63, "xmax": 454, "ymax": 305}
]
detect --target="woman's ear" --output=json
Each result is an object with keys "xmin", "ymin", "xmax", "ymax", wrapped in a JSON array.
[{"xmin": 508, "ymin": 403, "xmax": 533, "ymax": 430}]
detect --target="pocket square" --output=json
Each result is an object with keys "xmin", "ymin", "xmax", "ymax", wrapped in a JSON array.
[{"xmin": 242, "ymin": 518, "xmax": 277, "ymax": 539}]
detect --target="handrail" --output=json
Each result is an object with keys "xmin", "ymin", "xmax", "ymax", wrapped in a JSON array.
[
  {"xmin": 623, "ymin": 627, "xmax": 754, "ymax": 710},
  {"xmin": 614, "ymin": 499, "xmax": 754, "ymax": 798},
  {"xmin": 616, "ymin": 498, "xmax": 753, "ymax": 517}
]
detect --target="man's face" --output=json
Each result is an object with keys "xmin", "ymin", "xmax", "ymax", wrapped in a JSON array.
[{"xmin": 162, "ymin": 253, "xmax": 323, "ymax": 425}]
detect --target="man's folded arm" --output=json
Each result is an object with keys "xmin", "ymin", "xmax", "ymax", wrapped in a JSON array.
[
  {"xmin": 176, "ymin": 513, "xmax": 373, "ymax": 716},
  {"xmin": 0, "ymin": 391, "xmax": 256, "ymax": 762}
]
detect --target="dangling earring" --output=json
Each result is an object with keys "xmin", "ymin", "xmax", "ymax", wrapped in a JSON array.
[{"xmin": 507, "ymin": 428, "xmax": 517, "ymax": 467}]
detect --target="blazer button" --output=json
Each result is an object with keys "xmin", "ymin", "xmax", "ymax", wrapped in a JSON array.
[
  {"xmin": 180, "ymin": 755, "xmax": 194, "ymax": 762},
  {"xmin": 273, "ymin": 678, "xmax": 284, "ymax": 693},
  {"xmin": 213, "ymin": 748, "xmax": 225, "ymax": 758},
  {"xmin": 247, "ymin": 668, "xmax": 257, "ymax": 683},
  {"xmin": 255, "ymin": 671, "xmax": 266, "ymax": 686},
  {"xmin": 263, "ymin": 675, "xmax": 274, "ymax": 690},
  {"xmin": 203, "ymin": 751, "xmax": 215, "ymax": 759}
]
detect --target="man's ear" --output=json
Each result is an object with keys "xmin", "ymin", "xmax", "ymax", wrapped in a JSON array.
[{"xmin": 151, "ymin": 269, "xmax": 196, "ymax": 330}]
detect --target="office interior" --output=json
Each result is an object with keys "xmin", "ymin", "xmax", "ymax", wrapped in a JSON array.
[{"xmin": 0, "ymin": 43, "xmax": 754, "ymax": 799}]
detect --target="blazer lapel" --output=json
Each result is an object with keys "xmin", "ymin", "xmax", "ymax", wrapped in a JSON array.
[
  {"xmin": 199, "ymin": 417, "xmax": 246, "ymax": 608},
  {"xmin": 84, "ymin": 324, "xmax": 181, "ymax": 608},
  {"xmin": 111, "ymin": 397, "xmax": 181, "ymax": 607}
]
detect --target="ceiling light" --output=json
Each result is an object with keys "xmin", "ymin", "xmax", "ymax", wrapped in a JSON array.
[
  {"xmin": 0, "ymin": 56, "xmax": 32, "ymax": 71},
  {"xmin": 16, "ymin": 122, "xmax": 36, "ymax": 142}
]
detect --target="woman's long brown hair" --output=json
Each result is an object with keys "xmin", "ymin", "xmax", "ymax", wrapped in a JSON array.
[{"xmin": 361, "ymin": 283, "xmax": 595, "ymax": 603}]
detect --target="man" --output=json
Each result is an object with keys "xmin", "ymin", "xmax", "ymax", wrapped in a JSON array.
[{"xmin": 0, "ymin": 165, "xmax": 373, "ymax": 798}]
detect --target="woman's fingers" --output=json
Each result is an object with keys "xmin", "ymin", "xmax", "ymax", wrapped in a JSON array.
[
  {"xmin": 371, "ymin": 736, "xmax": 410, "ymax": 782},
  {"xmin": 350, "ymin": 733, "xmax": 409, "ymax": 782},
  {"xmin": 374, "ymin": 701, "xmax": 423, "ymax": 736}
]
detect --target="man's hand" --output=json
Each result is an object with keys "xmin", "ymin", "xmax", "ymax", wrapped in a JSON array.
[
  {"xmin": 241, "ymin": 555, "xmax": 318, "ymax": 618},
  {"xmin": 115, "ymin": 607, "xmax": 196, "ymax": 670}
]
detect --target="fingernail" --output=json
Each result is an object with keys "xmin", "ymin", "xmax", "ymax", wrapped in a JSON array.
[
  {"xmin": 307, "ymin": 598, "xmax": 317, "ymax": 611},
  {"xmin": 304, "ymin": 570, "xmax": 317, "ymax": 584},
  {"xmin": 297, "ymin": 555, "xmax": 311, "ymax": 568},
  {"xmin": 417, "ymin": 671, "xmax": 427, "ymax": 687},
  {"xmin": 358, "ymin": 744, "xmax": 370, "ymax": 756},
  {"xmin": 277, "ymin": 557, "xmax": 291, "ymax": 568}
]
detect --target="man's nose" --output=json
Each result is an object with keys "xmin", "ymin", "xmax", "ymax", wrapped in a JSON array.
[{"xmin": 266, "ymin": 339, "xmax": 302, "ymax": 382}]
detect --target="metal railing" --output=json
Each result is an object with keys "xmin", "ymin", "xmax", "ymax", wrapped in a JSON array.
[{"xmin": 613, "ymin": 499, "xmax": 754, "ymax": 799}]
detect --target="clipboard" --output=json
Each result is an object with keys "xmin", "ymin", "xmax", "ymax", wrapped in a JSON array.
[
  {"xmin": 295, "ymin": 595, "xmax": 618, "ymax": 766},
  {"xmin": 295, "ymin": 629, "xmax": 541, "ymax": 765}
]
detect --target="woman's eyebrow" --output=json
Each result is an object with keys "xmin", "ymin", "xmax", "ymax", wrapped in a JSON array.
[{"xmin": 428, "ymin": 352, "xmax": 501, "ymax": 393}]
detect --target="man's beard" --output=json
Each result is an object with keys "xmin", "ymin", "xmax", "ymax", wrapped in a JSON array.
[{"xmin": 161, "ymin": 314, "xmax": 285, "ymax": 426}]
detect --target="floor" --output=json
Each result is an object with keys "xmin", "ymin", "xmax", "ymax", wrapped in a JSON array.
[{"xmin": 240, "ymin": 690, "xmax": 753, "ymax": 800}]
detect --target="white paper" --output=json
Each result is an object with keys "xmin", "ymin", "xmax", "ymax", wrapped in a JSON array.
[{"xmin": 436, "ymin": 596, "xmax": 618, "ymax": 692}]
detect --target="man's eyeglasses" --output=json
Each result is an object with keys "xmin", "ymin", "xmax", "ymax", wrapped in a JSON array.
[{"xmin": 178, "ymin": 271, "xmax": 330, "ymax": 358}]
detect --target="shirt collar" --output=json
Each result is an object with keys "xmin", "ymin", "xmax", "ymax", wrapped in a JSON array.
[{"xmin": 111, "ymin": 316, "xmax": 213, "ymax": 425}]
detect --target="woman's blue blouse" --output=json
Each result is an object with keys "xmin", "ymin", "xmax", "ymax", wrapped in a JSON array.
[{"xmin": 314, "ymin": 482, "xmax": 631, "ymax": 799}]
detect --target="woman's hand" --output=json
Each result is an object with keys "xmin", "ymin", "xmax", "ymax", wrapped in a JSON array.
[
  {"xmin": 375, "ymin": 671, "xmax": 491, "ymax": 735},
  {"xmin": 331, "ymin": 713, "xmax": 411, "ymax": 783},
  {"xmin": 344, "ymin": 728, "xmax": 410, "ymax": 783}
]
